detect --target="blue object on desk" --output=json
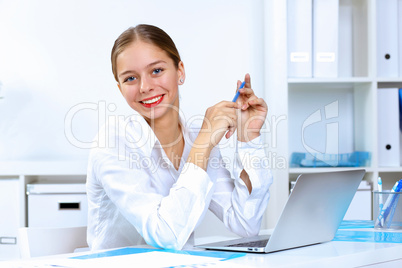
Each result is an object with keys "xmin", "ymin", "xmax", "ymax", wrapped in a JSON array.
[
  {"xmin": 71, "ymin": 247, "xmax": 246, "ymax": 261},
  {"xmin": 71, "ymin": 247, "xmax": 155, "ymax": 259},
  {"xmin": 375, "ymin": 179, "xmax": 402, "ymax": 228},
  {"xmin": 339, "ymin": 220, "xmax": 374, "ymax": 229},
  {"xmin": 378, "ymin": 177, "xmax": 384, "ymax": 215},
  {"xmin": 290, "ymin": 151, "xmax": 371, "ymax": 167},
  {"xmin": 334, "ymin": 230, "xmax": 402, "ymax": 243},
  {"xmin": 387, "ymin": 194, "xmax": 401, "ymax": 228}
]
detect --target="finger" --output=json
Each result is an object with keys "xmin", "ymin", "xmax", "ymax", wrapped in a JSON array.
[
  {"xmin": 219, "ymin": 112, "xmax": 236, "ymax": 139},
  {"xmin": 241, "ymin": 96, "xmax": 258, "ymax": 110},
  {"xmin": 244, "ymin": 73, "xmax": 251, "ymax": 88},
  {"xmin": 218, "ymin": 100, "xmax": 241, "ymax": 109},
  {"xmin": 236, "ymin": 80, "xmax": 242, "ymax": 92},
  {"xmin": 249, "ymin": 97, "xmax": 268, "ymax": 109},
  {"xmin": 239, "ymin": 86, "xmax": 255, "ymax": 96},
  {"xmin": 243, "ymin": 97, "xmax": 267, "ymax": 111},
  {"xmin": 226, "ymin": 129, "xmax": 234, "ymax": 139},
  {"xmin": 225, "ymin": 123, "xmax": 237, "ymax": 139}
]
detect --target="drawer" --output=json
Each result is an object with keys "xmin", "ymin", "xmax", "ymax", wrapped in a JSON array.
[
  {"xmin": 28, "ymin": 193, "xmax": 88, "ymax": 227},
  {"xmin": 27, "ymin": 183, "xmax": 88, "ymax": 228}
]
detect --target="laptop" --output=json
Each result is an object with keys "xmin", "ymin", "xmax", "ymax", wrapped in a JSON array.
[{"xmin": 196, "ymin": 169, "xmax": 365, "ymax": 253}]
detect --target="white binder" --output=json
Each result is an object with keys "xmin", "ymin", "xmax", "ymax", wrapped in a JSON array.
[
  {"xmin": 313, "ymin": 0, "xmax": 339, "ymax": 78},
  {"xmin": 399, "ymin": 0, "xmax": 402, "ymax": 77},
  {"xmin": 287, "ymin": 0, "xmax": 312, "ymax": 78},
  {"xmin": 338, "ymin": 3, "xmax": 353, "ymax": 77},
  {"xmin": 376, "ymin": 0, "xmax": 399, "ymax": 77},
  {"xmin": 377, "ymin": 88, "xmax": 400, "ymax": 167}
]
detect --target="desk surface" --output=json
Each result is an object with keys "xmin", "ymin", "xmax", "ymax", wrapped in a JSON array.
[
  {"xmin": 195, "ymin": 228, "xmax": 402, "ymax": 267},
  {"xmin": 225, "ymin": 240, "xmax": 402, "ymax": 267},
  {"xmin": 3, "ymin": 228, "xmax": 402, "ymax": 268}
]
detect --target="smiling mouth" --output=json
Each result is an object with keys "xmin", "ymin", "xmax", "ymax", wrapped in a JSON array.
[{"xmin": 140, "ymin": 95, "xmax": 164, "ymax": 108}]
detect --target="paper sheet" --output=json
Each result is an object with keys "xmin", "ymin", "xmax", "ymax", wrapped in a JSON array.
[{"xmin": 2, "ymin": 251, "xmax": 249, "ymax": 268}]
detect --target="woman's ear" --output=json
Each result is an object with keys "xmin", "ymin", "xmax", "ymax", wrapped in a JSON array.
[{"xmin": 178, "ymin": 61, "xmax": 185, "ymax": 85}]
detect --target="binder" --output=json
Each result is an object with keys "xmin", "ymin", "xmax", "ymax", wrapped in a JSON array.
[
  {"xmin": 313, "ymin": 0, "xmax": 339, "ymax": 78},
  {"xmin": 400, "ymin": 89, "xmax": 402, "ymax": 164},
  {"xmin": 376, "ymin": 0, "xmax": 399, "ymax": 77},
  {"xmin": 338, "ymin": 3, "xmax": 353, "ymax": 77},
  {"xmin": 287, "ymin": 0, "xmax": 312, "ymax": 78},
  {"xmin": 399, "ymin": 0, "xmax": 402, "ymax": 77},
  {"xmin": 377, "ymin": 88, "xmax": 400, "ymax": 167},
  {"xmin": 399, "ymin": 88, "xmax": 402, "ymax": 132}
]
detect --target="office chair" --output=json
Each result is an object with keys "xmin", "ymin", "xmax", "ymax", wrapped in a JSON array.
[{"xmin": 18, "ymin": 226, "xmax": 88, "ymax": 258}]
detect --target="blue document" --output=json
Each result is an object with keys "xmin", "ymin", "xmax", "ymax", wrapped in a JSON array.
[{"xmin": 71, "ymin": 247, "xmax": 245, "ymax": 261}]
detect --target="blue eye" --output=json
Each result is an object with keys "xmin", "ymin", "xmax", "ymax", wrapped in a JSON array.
[
  {"xmin": 125, "ymin": 76, "xmax": 136, "ymax": 82},
  {"xmin": 153, "ymin": 68, "xmax": 163, "ymax": 75}
]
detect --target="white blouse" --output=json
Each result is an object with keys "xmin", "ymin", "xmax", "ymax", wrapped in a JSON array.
[{"xmin": 86, "ymin": 112, "xmax": 273, "ymax": 251}]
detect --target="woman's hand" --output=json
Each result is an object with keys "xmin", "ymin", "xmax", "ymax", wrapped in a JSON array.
[
  {"xmin": 235, "ymin": 73, "xmax": 268, "ymax": 142},
  {"xmin": 188, "ymin": 101, "xmax": 240, "ymax": 170},
  {"xmin": 199, "ymin": 101, "xmax": 240, "ymax": 148}
]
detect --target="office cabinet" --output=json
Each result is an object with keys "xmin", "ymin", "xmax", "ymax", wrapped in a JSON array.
[
  {"xmin": 0, "ymin": 178, "xmax": 20, "ymax": 260},
  {"xmin": 27, "ymin": 183, "xmax": 88, "ymax": 228}
]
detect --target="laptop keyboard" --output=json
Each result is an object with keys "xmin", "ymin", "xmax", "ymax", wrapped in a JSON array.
[{"xmin": 226, "ymin": 239, "xmax": 269, "ymax": 248}]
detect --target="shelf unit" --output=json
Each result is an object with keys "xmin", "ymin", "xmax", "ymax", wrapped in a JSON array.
[
  {"xmin": 263, "ymin": 0, "xmax": 402, "ymax": 227},
  {"xmin": 0, "ymin": 161, "xmax": 86, "ymax": 260},
  {"xmin": 0, "ymin": 161, "xmax": 87, "ymax": 226}
]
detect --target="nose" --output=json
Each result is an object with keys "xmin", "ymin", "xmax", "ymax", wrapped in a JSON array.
[{"xmin": 140, "ymin": 76, "xmax": 153, "ymax": 94}]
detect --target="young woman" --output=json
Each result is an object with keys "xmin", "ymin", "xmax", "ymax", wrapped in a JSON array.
[{"xmin": 86, "ymin": 24, "xmax": 273, "ymax": 251}]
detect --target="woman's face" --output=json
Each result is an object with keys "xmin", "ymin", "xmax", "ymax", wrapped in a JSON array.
[{"xmin": 116, "ymin": 40, "xmax": 184, "ymax": 122}]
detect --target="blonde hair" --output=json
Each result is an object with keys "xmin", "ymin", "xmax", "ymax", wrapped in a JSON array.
[{"xmin": 111, "ymin": 24, "xmax": 181, "ymax": 82}]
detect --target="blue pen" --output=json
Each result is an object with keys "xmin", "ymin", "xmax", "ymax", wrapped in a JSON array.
[
  {"xmin": 387, "ymin": 194, "xmax": 400, "ymax": 228},
  {"xmin": 376, "ymin": 180, "xmax": 398, "ymax": 227},
  {"xmin": 232, "ymin": 81, "xmax": 246, "ymax": 102},
  {"xmin": 376, "ymin": 179, "xmax": 402, "ymax": 227},
  {"xmin": 378, "ymin": 177, "xmax": 383, "ymax": 214},
  {"xmin": 384, "ymin": 180, "xmax": 402, "ymax": 222}
]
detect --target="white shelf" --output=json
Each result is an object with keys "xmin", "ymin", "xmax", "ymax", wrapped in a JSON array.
[
  {"xmin": 0, "ymin": 161, "xmax": 87, "ymax": 176},
  {"xmin": 377, "ymin": 167, "xmax": 402, "ymax": 173},
  {"xmin": 376, "ymin": 77, "xmax": 402, "ymax": 83}
]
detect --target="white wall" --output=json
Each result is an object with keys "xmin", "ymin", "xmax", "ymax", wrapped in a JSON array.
[{"xmin": 0, "ymin": 0, "xmax": 265, "ymax": 161}]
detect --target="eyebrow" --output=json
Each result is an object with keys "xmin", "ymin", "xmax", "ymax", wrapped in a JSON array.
[{"xmin": 118, "ymin": 60, "xmax": 167, "ymax": 78}]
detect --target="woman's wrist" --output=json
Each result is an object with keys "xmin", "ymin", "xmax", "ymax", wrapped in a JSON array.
[
  {"xmin": 187, "ymin": 132, "xmax": 214, "ymax": 171},
  {"xmin": 237, "ymin": 131, "xmax": 260, "ymax": 143},
  {"xmin": 194, "ymin": 131, "xmax": 215, "ymax": 151}
]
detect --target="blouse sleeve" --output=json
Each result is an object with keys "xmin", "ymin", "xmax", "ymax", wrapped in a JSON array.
[
  {"xmin": 90, "ymin": 127, "xmax": 215, "ymax": 251},
  {"xmin": 207, "ymin": 135, "xmax": 273, "ymax": 237}
]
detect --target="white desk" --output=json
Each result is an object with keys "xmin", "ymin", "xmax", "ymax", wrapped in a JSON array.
[
  {"xmin": 224, "ymin": 240, "xmax": 402, "ymax": 267},
  {"xmin": 194, "ymin": 229, "xmax": 402, "ymax": 268},
  {"xmin": 3, "ymin": 229, "xmax": 402, "ymax": 267}
]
